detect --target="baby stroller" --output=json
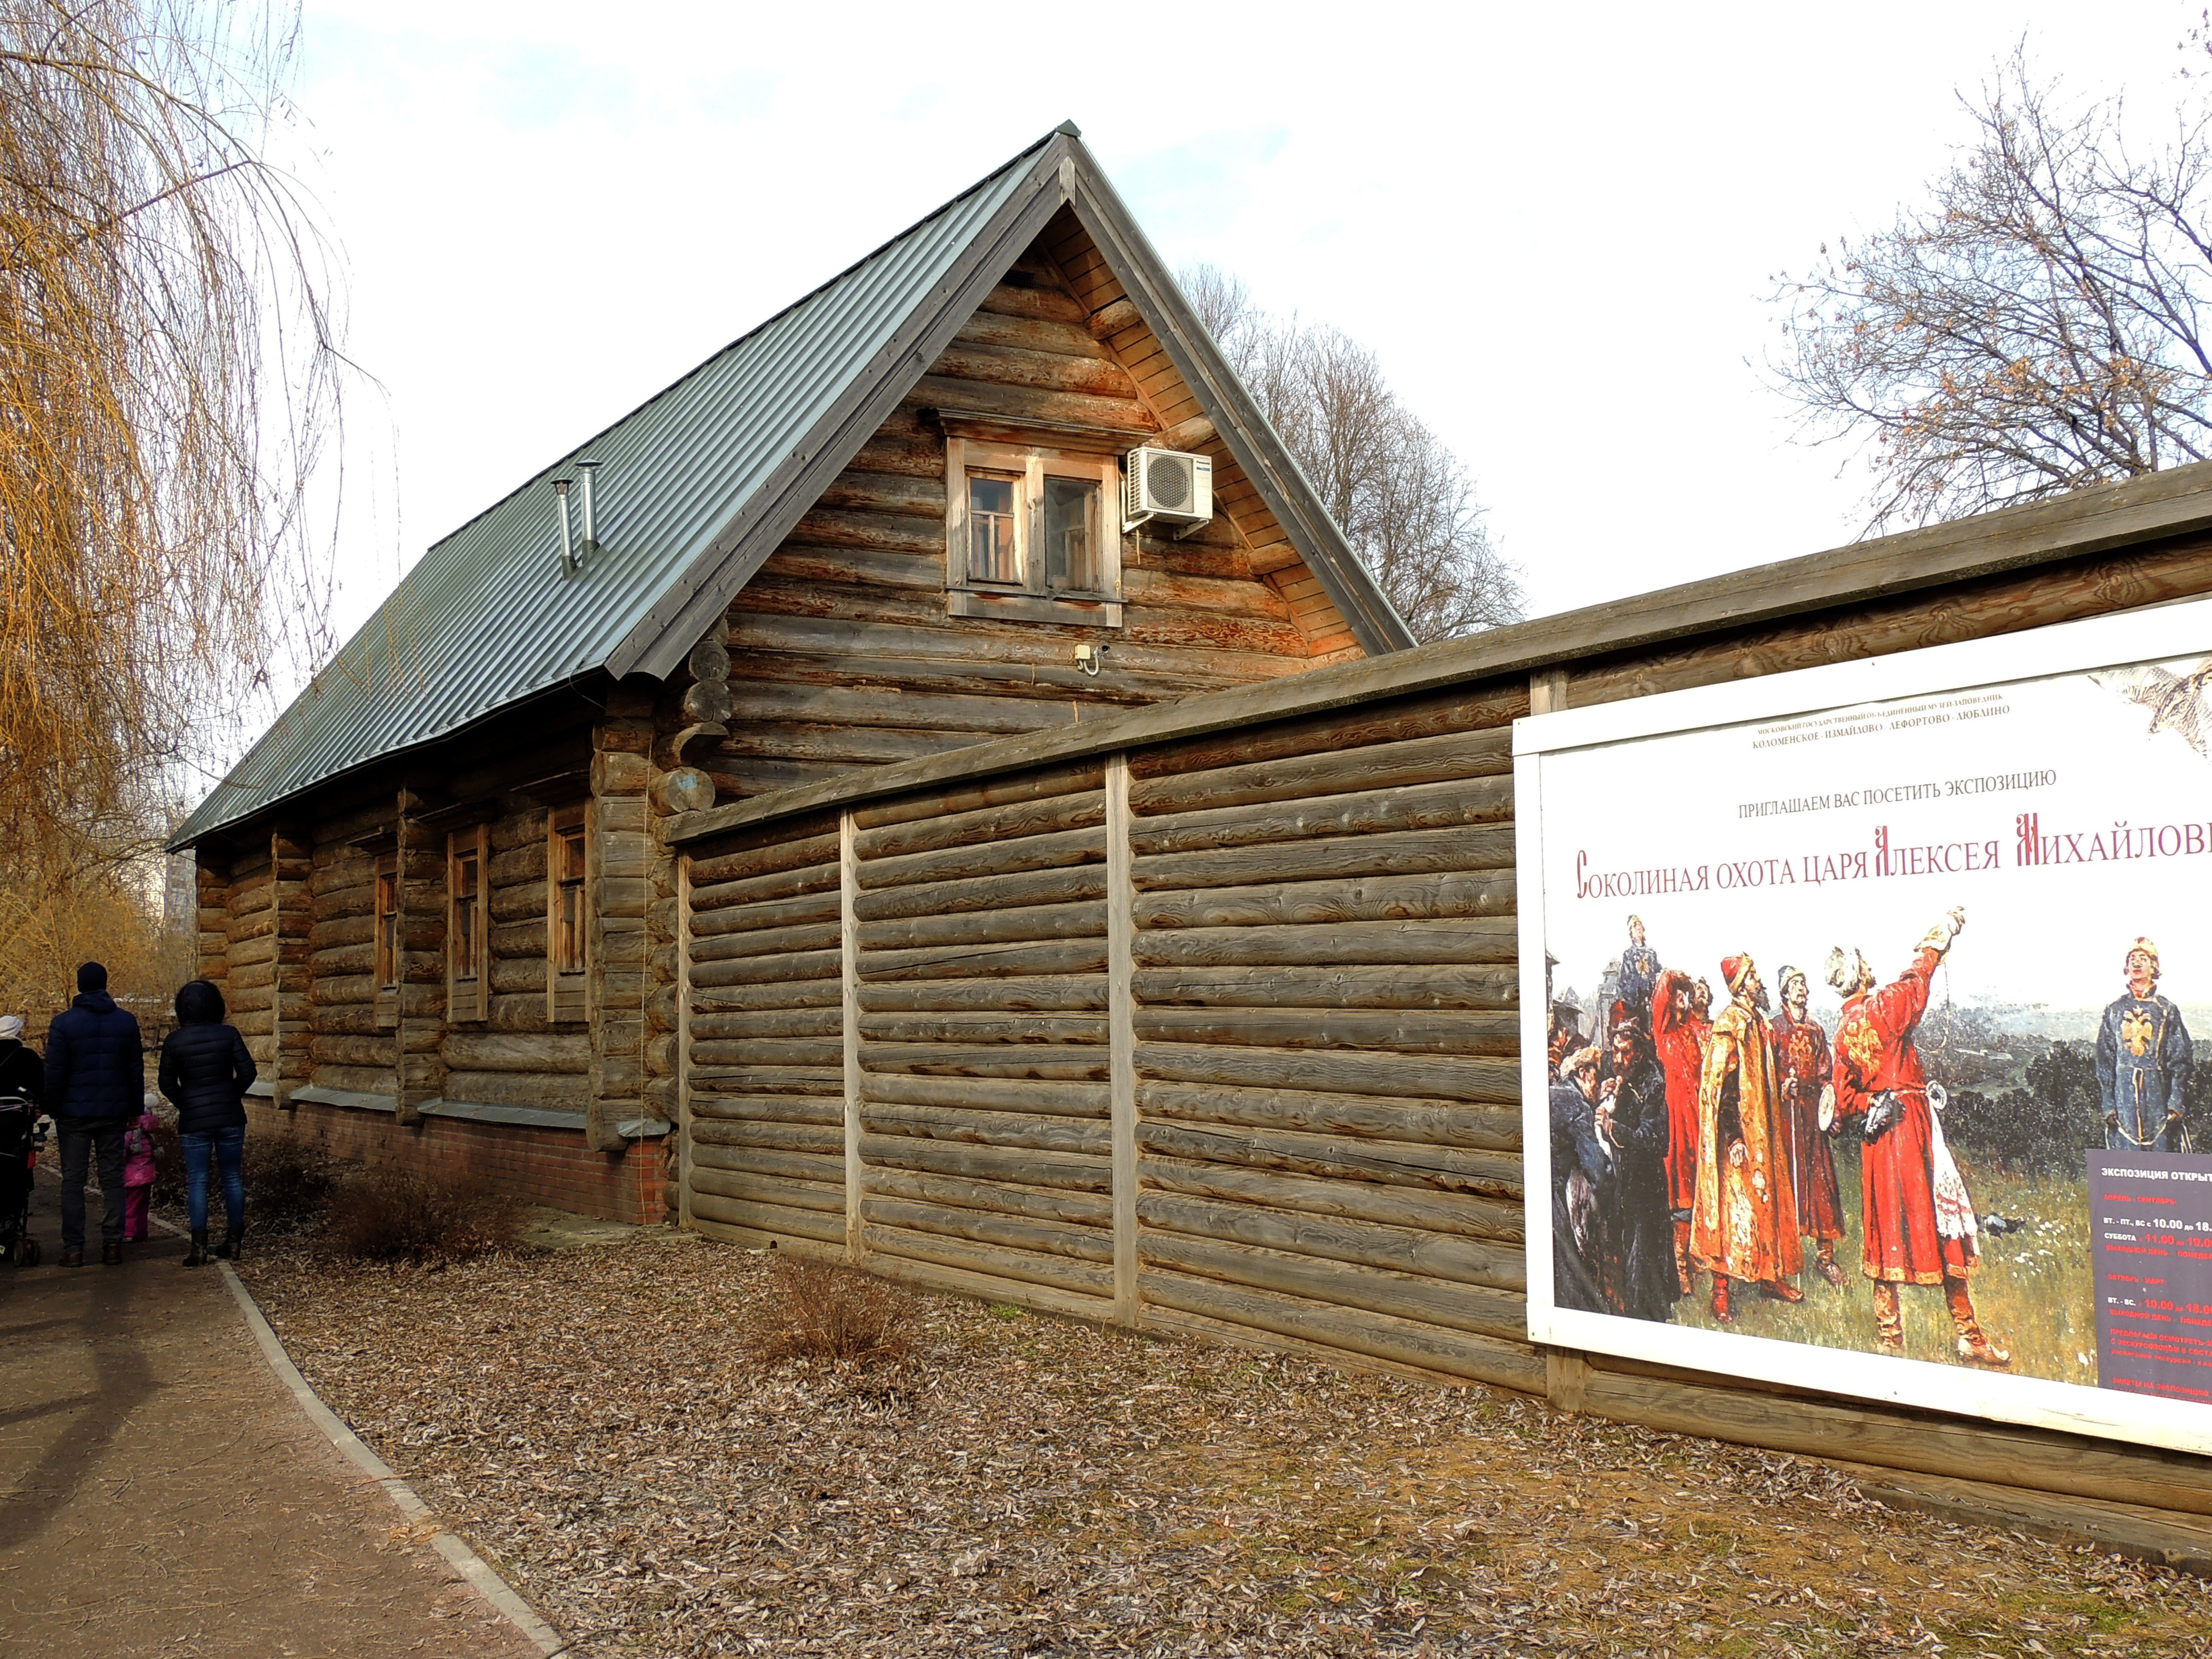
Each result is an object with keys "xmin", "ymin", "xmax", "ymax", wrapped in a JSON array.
[{"xmin": 0, "ymin": 1093, "xmax": 46, "ymax": 1266}]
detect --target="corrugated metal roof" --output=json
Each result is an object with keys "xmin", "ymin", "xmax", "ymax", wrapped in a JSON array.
[
  {"xmin": 174, "ymin": 122, "xmax": 1415, "ymax": 850},
  {"xmin": 173, "ymin": 132, "xmax": 1058, "ymax": 846}
]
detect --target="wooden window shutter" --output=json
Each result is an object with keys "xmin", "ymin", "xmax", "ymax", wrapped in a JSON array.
[
  {"xmin": 373, "ymin": 852, "xmax": 400, "ymax": 1030},
  {"xmin": 447, "ymin": 825, "xmax": 488, "ymax": 1023},
  {"xmin": 547, "ymin": 804, "xmax": 589, "ymax": 1023}
]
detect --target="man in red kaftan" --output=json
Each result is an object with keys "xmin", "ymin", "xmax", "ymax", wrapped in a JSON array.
[
  {"xmin": 1773, "ymin": 964, "xmax": 1847, "ymax": 1287},
  {"xmin": 1651, "ymin": 967, "xmax": 1704, "ymax": 1294},
  {"xmin": 1827, "ymin": 910, "xmax": 2009, "ymax": 1366}
]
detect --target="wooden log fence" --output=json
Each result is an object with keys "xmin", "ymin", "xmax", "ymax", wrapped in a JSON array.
[
  {"xmin": 678, "ymin": 685, "xmax": 1541, "ymax": 1390},
  {"xmin": 671, "ymin": 467, "xmax": 2212, "ymax": 1537}
]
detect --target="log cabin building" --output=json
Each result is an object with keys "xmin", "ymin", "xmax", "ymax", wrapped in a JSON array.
[{"xmin": 170, "ymin": 124, "xmax": 1411, "ymax": 1220}]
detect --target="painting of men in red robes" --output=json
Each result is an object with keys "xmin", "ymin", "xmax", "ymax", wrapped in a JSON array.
[
  {"xmin": 1651, "ymin": 967, "xmax": 1705, "ymax": 1294},
  {"xmin": 1827, "ymin": 910, "xmax": 2010, "ymax": 1367},
  {"xmin": 1772, "ymin": 964, "xmax": 1847, "ymax": 1288},
  {"xmin": 1691, "ymin": 954, "xmax": 1801, "ymax": 1322}
]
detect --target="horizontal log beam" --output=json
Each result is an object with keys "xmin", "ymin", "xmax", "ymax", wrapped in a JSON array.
[
  {"xmin": 1138, "ymin": 1228, "xmax": 1525, "ymax": 1344},
  {"xmin": 1134, "ymin": 964, "xmax": 1515, "ymax": 1011},
  {"xmin": 1138, "ymin": 1269, "xmax": 1544, "ymax": 1395},
  {"xmin": 860, "ymin": 1163, "xmax": 1114, "ymax": 1228},
  {"xmin": 1141, "ymin": 1152, "xmax": 1523, "ymax": 1243},
  {"xmin": 1132, "ymin": 919, "xmax": 1515, "ymax": 969},
  {"xmin": 1138, "ymin": 1190, "xmax": 1524, "ymax": 1293},
  {"xmin": 1137, "ymin": 1080, "xmax": 1520, "ymax": 1152},
  {"xmin": 1138, "ymin": 1118, "xmax": 1522, "ymax": 1198},
  {"xmin": 1132, "ymin": 1006, "xmax": 1516, "ymax": 1058}
]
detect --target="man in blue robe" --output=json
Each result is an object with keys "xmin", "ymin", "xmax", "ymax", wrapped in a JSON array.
[
  {"xmin": 2096, "ymin": 937, "xmax": 2193, "ymax": 1153},
  {"xmin": 1618, "ymin": 915, "xmax": 1661, "ymax": 1029}
]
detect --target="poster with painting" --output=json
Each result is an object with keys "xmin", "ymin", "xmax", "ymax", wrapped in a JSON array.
[{"xmin": 1516, "ymin": 598, "xmax": 2212, "ymax": 1456}]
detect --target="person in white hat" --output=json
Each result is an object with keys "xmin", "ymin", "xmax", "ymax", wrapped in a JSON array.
[{"xmin": 0, "ymin": 1014, "xmax": 43, "ymax": 1114}]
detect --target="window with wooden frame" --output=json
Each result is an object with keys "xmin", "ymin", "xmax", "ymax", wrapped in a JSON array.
[
  {"xmin": 373, "ymin": 852, "xmax": 400, "ymax": 1029},
  {"xmin": 944, "ymin": 437, "xmax": 1124, "ymax": 626},
  {"xmin": 547, "ymin": 805, "xmax": 589, "ymax": 1022},
  {"xmin": 446, "ymin": 826, "xmax": 488, "ymax": 1022}
]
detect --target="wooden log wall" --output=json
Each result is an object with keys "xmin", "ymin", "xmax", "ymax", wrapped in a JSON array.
[
  {"xmin": 223, "ymin": 841, "xmax": 276, "ymax": 1070},
  {"xmin": 305, "ymin": 802, "xmax": 387, "ymax": 1097},
  {"xmin": 851, "ymin": 763, "xmax": 1114, "ymax": 1318},
  {"xmin": 460, "ymin": 804, "xmax": 589, "ymax": 1112},
  {"xmin": 678, "ymin": 689, "xmax": 1536, "ymax": 1373},
  {"xmin": 1121, "ymin": 685, "xmax": 1537, "ymax": 1390},
  {"xmin": 590, "ymin": 697, "xmax": 655, "ymax": 1150},
  {"xmin": 682, "ymin": 812, "xmax": 848, "ymax": 1247}
]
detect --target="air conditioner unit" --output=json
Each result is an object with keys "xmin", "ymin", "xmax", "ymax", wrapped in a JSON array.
[{"xmin": 1123, "ymin": 446, "xmax": 1213, "ymax": 536}]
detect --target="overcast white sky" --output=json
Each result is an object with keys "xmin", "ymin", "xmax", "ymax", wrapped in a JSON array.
[{"xmin": 284, "ymin": 1, "xmax": 2208, "ymax": 648}]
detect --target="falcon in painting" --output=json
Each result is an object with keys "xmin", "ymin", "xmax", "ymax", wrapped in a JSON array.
[{"xmin": 2093, "ymin": 658, "xmax": 2212, "ymax": 756}]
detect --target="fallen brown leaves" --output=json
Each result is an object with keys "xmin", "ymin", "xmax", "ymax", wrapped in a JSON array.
[{"xmin": 240, "ymin": 1231, "xmax": 2212, "ymax": 1658}]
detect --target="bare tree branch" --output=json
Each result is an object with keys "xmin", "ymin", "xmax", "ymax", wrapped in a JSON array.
[
  {"xmin": 1183, "ymin": 264, "xmax": 1521, "ymax": 642},
  {"xmin": 1767, "ymin": 48, "xmax": 2212, "ymax": 533}
]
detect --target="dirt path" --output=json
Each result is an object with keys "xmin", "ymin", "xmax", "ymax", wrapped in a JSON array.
[
  {"xmin": 240, "ymin": 1230, "xmax": 2212, "ymax": 1658},
  {"xmin": 0, "ymin": 1170, "xmax": 544, "ymax": 1659}
]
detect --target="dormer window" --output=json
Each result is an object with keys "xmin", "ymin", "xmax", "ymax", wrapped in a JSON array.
[
  {"xmin": 945, "ymin": 435, "xmax": 1123, "ymax": 626},
  {"xmin": 967, "ymin": 473, "xmax": 1021, "ymax": 582}
]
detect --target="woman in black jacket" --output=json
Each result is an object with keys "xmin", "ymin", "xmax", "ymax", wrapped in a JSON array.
[{"xmin": 158, "ymin": 980, "xmax": 255, "ymax": 1266}]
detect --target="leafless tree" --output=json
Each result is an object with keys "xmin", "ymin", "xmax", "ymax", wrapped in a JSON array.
[
  {"xmin": 1768, "ymin": 49, "xmax": 2212, "ymax": 533},
  {"xmin": 1184, "ymin": 264, "xmax": 1521, "ymax": 642},
  {"xmin": 1, "ymin": 0, "xmax": 346, "ymax": 1006}
]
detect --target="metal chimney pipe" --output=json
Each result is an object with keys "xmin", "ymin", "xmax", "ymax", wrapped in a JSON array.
[
  {"xmin": 576, "ymin": 460, "xmax": 602, "ymax": 555},
  {"xmin": 553, "ymin": 478, "xmax": 576, "ymax": 573}
]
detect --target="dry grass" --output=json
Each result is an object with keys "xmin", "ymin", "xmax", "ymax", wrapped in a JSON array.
[
  {"xmin": 748, "ymin": 1255, "xmax": 917, "ymax": 1371},
  {"xmin": 239, "ymin": 1230, "xmax": 2212, "ymax": 1658},
  {"xmin": 321, "ymin": 1169, "xmax": 519, "ymax": 1265}
]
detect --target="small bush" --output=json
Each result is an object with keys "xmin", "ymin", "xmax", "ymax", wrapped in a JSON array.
[
  {"xmin": 323, "ymin": 1168, "xmax": 520, "ymax": 1265},
  {"xmin": 749, "ymin": 1256, "xmax": 915, "ymax": 1369},
  {"xmin": 246, "ymin": 1139, "xmax": 339, "ymax": 1231},
  {"xmin": 146, "ymin": 1122, "xmax": 338, "ymax": 1230}
]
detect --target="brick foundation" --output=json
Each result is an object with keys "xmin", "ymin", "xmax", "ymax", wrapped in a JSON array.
[{"xmin": 245, "ymin": 1098, "xmax": 668, "ymax": 1224}]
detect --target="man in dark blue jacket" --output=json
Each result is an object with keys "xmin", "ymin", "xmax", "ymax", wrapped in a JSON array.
[{"xmin": 44, "ymin": 962, "xmax": 144, "ymax": 1266}]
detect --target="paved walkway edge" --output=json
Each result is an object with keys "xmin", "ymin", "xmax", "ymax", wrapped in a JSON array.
[{"xmin": 216, "ymin": 1263, "xmax": 570, "ymax": 1656}]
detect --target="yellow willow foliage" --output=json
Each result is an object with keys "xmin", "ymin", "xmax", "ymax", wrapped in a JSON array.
[
  {"xmin": 0, "ymin": 854, "xmax": 192, "ymax": 1040},
  {"xmin": 0, "ymin": 1, "xmax": 340, "ymax": 880}
]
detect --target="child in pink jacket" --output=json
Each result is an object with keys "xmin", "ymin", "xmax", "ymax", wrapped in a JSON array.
[{"xmin": 121, "ymin": 1107, "xmax": 159, "ymax": 1242}]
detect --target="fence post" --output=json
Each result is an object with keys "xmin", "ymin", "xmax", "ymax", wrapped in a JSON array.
[
  {"xmin": 840, "ymin": 808, "xmax": 865, "ymax": 1266},
  {"xmin": 1107, "ymin": 752, "xmax": 1137, "ymax": 1326},
  {"xmin": 675, "ymin": 850, "xmax": 694, "ymax": 1234}
]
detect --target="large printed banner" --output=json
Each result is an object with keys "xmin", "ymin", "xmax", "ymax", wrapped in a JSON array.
[{"xmin": 1516, "ymin": 601, "xmax": 2212, "ymax": 1455}]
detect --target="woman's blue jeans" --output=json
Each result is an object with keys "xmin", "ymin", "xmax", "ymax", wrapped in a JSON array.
[{"xmin": 181, "ymin": 1125, "xmax": 246, "ymax": 1233}]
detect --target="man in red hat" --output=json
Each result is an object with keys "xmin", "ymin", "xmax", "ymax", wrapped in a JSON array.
[
  {"xmin": 1651, "ymin": 967, "xmax": 1704, "ymax": 1294},
  {"xmin": 1691, "ymin": 952, "xmax": 1800, "ymax": 1322},
  {"xmin": 1828, "ymin": 909, "xmax": 2008, "ymax": 1366},
  {"xmin": 2096, "ymin": 937, "xmax": 2192, "ymax": 1153}
]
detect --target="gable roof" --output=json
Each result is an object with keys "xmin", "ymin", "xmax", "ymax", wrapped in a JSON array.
[{"xmin": 173, "ymin": 124, "xmax": 1412, "ymax": 849}]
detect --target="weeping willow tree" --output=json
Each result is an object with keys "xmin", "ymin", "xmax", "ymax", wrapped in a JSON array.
[{"xmin": 0, "ymin": 1, "xmax": 343, "ymax": 1017}]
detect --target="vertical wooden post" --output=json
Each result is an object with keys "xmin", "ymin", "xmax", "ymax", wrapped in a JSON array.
[
  {"xmin": 1529, "ymin": 666, "xmax": 1569, "ymax": 716},
  {"xmin": 1107, "ymin": 752, "xmax": 1137, "ymax": 1327},
  {"xmin": 840, "ymin": 810, "xmax": 864, "ymax": 1265},
  {"xmin": 269, "ymin": 831, "xmax": 313, "ymax": 1110},
  {"xmin": 1529, "ymin": 666, "xmax": 1583, "ymax": 1406},
  {"xmin": 393, "ymin": 793, "xmax": 444, "ymax": 1126},
  {"xmin": 588, "ymin": 702, "xmax": 654, "ymax": 1153},
  {"xmin": 675, "ymin": 851, "xmax": 694, "ymax": 1234}
]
